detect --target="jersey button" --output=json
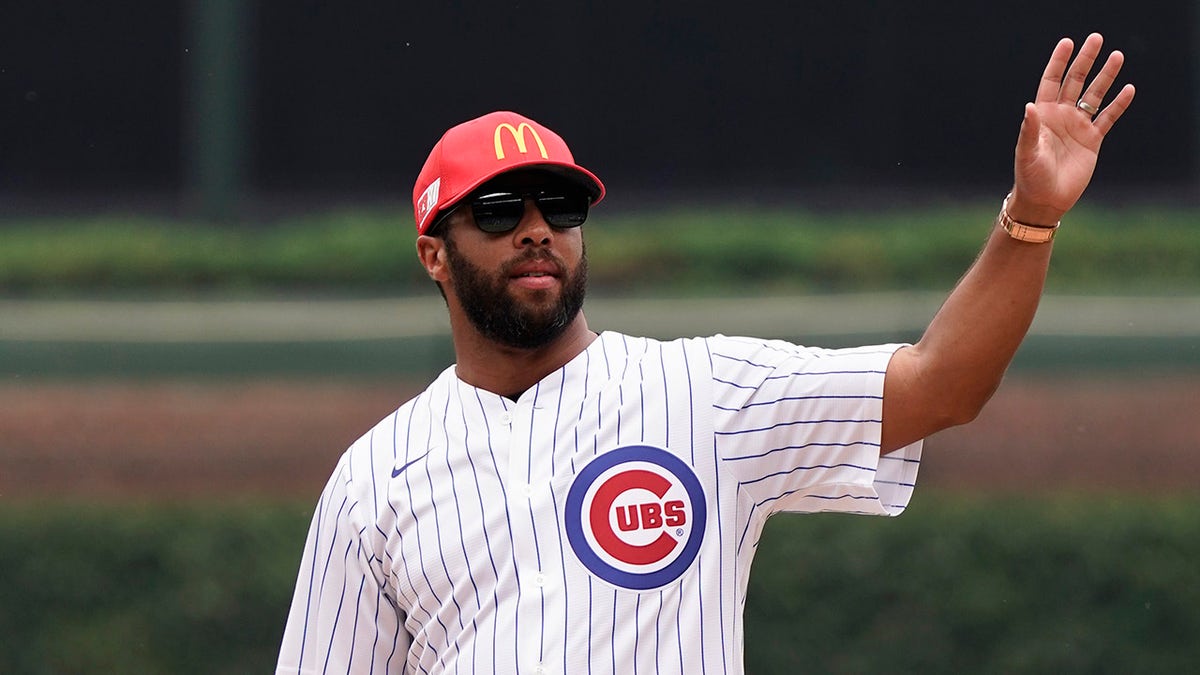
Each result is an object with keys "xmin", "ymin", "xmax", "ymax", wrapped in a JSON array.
[
  {"xmin": 522, "ymin": 484, "xmax": 534, "ymax": 498},
  {"xmin": 500, "ymin": 411, "xmax": 513, "ymax": 425},
  {"xmin": 533, "ymin": 572, "xmax": 545, "ymax": 587}
]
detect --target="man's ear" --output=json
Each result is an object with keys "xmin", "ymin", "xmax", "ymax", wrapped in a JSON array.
[{"xmin": 416, "ymin": 235, "xmax": 450, "ymax": 282}]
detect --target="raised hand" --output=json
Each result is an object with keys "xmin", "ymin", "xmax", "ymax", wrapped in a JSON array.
[{"xmin": 1009, "ymin": 33, "xmax": 1136, "ymax": 226}]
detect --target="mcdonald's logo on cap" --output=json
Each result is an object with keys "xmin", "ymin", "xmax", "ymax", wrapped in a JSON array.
[{"xmin": 494, "ymin": 122, "xmax": 549, "ymax": 160}]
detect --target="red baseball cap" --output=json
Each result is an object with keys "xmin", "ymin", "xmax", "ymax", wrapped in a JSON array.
[{"xmin": 412, "ymin": 111, "xmax": 606, "ymax": 235}]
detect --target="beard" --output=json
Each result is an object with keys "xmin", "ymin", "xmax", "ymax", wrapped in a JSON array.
[{"xmin": 444, "ymin": 238, "xmax": 588, "ymax": 350}]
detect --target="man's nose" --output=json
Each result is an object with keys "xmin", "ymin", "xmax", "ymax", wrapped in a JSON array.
[{"xmin": 513, "ymin": 197, "xmax": 552, "ymax": 245}]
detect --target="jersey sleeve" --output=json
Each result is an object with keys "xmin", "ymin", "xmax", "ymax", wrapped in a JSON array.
[
  {"xmin": 708, "ymin": 335, "xmax": 922, "ymax": 517},
  {"xmin": 276, "ymin": 452, "xmax": 411, "ymax": 674}
]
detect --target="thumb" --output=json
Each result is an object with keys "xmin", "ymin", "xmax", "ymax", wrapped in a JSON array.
[{"xmin": 1014, "ymin": 102, "xmax": 1040, "ymax": 165}]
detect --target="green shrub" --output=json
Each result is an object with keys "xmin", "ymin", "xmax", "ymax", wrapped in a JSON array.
[
  {"xmin": 746, "ymin": 495, "xmax": 1200, "ymax": 673},
  {"xmin": 0, "ymin": 501, "xmax": 312, "ymax": 675},
  {"xmin": 2, "ymin": 204, "xmax": 1198, "ymax": 295}
]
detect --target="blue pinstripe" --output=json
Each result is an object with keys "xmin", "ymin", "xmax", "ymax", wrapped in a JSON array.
[
  {"xmin": 548, "ymin": 370, "xmax": 573, "ymax": 675},
  {"xmin": 710, "ymin": 350, "xmax": 731, "ymax": 675},
  {"xmin": 402, "ymin": 397, "xmax": 452, "ymax": 657},
  {"xmin": 724, "ymin": 440, "xmax": 879, "ymax": 462},
  {"xmin": 473, "ymin": 389, "xmax": 522, "ymax": 675},
  {"xmin": 716, "ymin": 417, "xmax": 881, "ymax": 435},
  {"xmin": 454, "ymin": 384, "xmax": 501, "ymax": 675},
  {"xmin": 439, "ymin": 390, "xmax": 484, "ymax": 671},
  {"xmin": 696, "ymin": 341, "xmax": 711, "ymax": 675},
  {"xmin": 526, "ymin": 382, "xmax": 547, "ymax": 665},
  {"xmin": 321, "ymin": 535, "xmax": 353, "ymax": 674}
]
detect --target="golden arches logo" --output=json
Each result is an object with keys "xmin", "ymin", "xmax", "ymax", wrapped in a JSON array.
[{"xmin": 493, "ymin": 122, "xmax": 549, "ymax": 160}]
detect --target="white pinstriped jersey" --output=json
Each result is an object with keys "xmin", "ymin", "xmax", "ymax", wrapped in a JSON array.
[{"xmin": 277, "ymin": 331, "xmax": 923, "ymax": 674}]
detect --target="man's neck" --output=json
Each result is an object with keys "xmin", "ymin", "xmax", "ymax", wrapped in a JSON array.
[{"xmin": 451, "ymin": 314, "xmax": 597, "ymax": 398}]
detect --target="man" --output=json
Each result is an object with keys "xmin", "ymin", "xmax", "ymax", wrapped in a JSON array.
[{"xmin": 277, "ymin": 33, "xmax": 1134, "ymax": 674}]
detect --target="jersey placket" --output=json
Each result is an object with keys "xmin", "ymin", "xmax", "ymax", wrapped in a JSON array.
[{"xmin": 505, "ymin": 392, "xmax": 557, "ymax": 674}]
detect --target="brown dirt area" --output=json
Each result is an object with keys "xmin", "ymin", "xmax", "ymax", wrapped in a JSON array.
[{"xmin": 1, "ymin": 375, "xmax": 1197, "ymax": 500}]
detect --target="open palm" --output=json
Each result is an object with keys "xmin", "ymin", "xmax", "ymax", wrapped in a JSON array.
[{"xmin": 1010, "ymin": 33, "xmax": 1136, "ymax": 225}]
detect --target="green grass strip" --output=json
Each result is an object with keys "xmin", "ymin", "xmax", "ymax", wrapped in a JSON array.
[{"xmin": 2, "ymin": 204, "xmax": 1197, "ymax": 295}]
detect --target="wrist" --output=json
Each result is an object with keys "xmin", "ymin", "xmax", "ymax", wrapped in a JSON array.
[
  {"xmin": 999, "ymin": 193, "xmax": 1059, "ymax": 244},
  {"xmin": 1004, "ymin": 189, "xmax": 1063, "ymax": 226}
]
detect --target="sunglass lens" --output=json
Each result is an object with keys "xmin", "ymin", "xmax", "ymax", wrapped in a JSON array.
[
  {"xmin": 470, "ymin": 194, "xmax": 525, "ymax": 233},
  {"xmin": 536, "ymin": 192, "xmax": 589, "ymax": 228}
]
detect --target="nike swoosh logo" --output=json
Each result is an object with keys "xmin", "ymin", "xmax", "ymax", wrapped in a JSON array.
[{"xmin": 391, "ymin": 450, "xmax": 431, "ymax": 478}]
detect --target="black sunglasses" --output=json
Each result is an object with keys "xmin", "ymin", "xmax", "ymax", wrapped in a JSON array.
[{"xmin": 437, "ymin": 186, "xmax": 591, "ymax": 234}]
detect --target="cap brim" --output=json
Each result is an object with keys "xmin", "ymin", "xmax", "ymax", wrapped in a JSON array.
[{"xmin": 530, "ymin": 163, "xmax": 606, "ymax": 205}]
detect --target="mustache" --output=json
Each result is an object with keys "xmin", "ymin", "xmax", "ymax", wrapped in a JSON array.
[{"xmin": 499, "ymin": 250, "xmax": 567, "ymax": 277}]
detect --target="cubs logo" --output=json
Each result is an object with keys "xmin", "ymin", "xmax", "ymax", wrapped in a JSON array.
[{"xmin": 565, "ymin": 445, "xmax": 706, "ymax": 591}]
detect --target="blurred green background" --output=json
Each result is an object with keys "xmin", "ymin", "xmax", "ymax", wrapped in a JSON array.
[{"xmin": 3, "ymin": 1, "xmax": 1199, "ymax": 673}]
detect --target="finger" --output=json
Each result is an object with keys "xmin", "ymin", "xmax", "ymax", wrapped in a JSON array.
[
  {"xmin": 1058, "ymin": 33, "xmax": 1105, "ymax": 104},
  {"xmin": 1035, "ymin": 38, "xmax": 1076, "ymax": 103},
  {"xmin": 1093, "ymin": 83, "xmax": 1136, "ymax": 136},
  {"xmin": 1077, "ymin": 50, "xmax": 1125, "ymax": 114},
  {"xmin": 1014, "ymin": 102, "xmax": 1040, "ymax": 165}
]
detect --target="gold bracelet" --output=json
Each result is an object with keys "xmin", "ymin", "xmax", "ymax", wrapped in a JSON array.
[{"xmin": 998, "ymin": 193, "xmax": 1059, "ymax": 243}]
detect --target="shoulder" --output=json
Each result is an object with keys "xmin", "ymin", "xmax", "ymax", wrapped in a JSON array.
[
  {"xmin": 699, "ymin": 334, "xmax": 823, "ymax": 376},
  {"xmin": 704, "ymin": 336, "xmax": 907, "ymax": 406},
  {"xmin": 592, "ymin": 331, "xmax": 721, "ymax": 373},
  {"xmin": 705, "ymin": 334, "xmax": 906, "ymax": 372},
  {"xmin": 596, "ymin": 331, "xmax": 739, "ymax": 360},
  {"xmin": 337, "ymin": 370, "xmax": 453, "ymax": 494},
  {"xmin": 590, "ymin": 332, "xmax": 818, "ymax": 376}
]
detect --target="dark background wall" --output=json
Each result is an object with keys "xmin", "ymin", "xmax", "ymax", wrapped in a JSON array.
[{"xmin": 1, "ymin": 0, "xmax": 1193, "ymax": 212}]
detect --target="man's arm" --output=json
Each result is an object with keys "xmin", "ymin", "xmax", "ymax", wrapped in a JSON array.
[
  {"xmin": 276, "ymin": 458, "xmax": 410, "ymax": 674},
  {"xmin": 880, "ymin": 33, "xmax": 1136, "ymax": 453}
]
